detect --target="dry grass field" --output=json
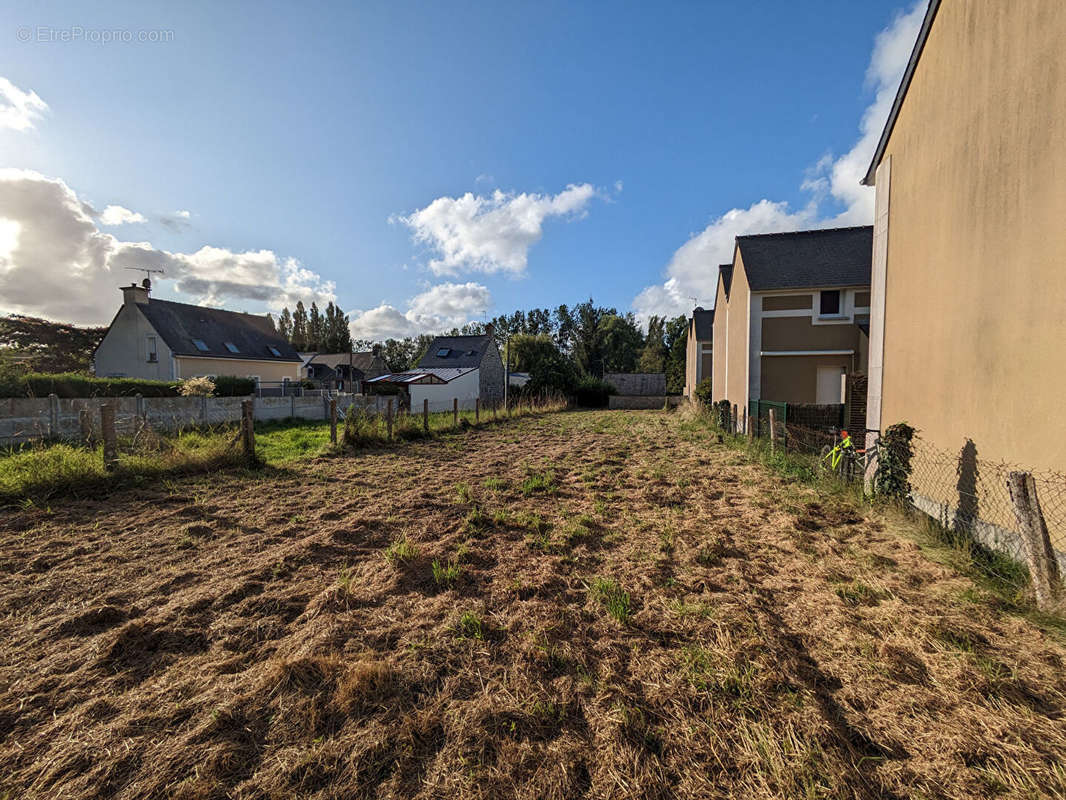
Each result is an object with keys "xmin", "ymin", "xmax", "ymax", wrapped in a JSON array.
[{"xmin": 1, "ymin": 409, "xmax": 1065, "ymax": 799}]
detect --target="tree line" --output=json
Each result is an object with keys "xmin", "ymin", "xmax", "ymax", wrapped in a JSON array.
[{"xmin": 274, "ymin": 301, "xmax": 352, "ymax": 353}]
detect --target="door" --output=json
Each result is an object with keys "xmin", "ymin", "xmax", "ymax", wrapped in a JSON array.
[{"xmin": 816, "ymin": 366, "xmax": 846, "ymax": 404}]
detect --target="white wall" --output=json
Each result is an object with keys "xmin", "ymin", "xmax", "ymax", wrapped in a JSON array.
[
  {"xmin": 410, "ymin": 370, "xmax": 481, "ymax": 412},
  {"xmin": 94, "ymin": 304, "xmax": 176, "ymax": 380}
]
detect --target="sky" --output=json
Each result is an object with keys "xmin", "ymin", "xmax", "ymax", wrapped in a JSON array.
[{"xmin": 0, "ymin": 1, "xmax": 926, "ymax": 338}]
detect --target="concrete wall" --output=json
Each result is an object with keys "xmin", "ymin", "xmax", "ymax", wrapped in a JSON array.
[
  {"xmin": 872, "ymin": 0, "xmax": 1066, "ymax": 472},
  {"xmin": 94, "ymin": 304, "xmax": 176, "ymax": 380},
  {"xmin": 410, "ymin": 370, "xmax": 482, "ymax": 412},
  {"xmin": 608, "ymin": 395, "xmax": 684, "ymax": 410},
  {"xmin": 605, "ymin": 373, "xmax": 666, "ymax": 396},
  {"xmin": 0, "ymin": 394, "xmax": 391, "ymax": 445}
]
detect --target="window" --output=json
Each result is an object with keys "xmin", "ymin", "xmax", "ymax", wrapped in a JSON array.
[
  {"xmin": 436, "ymin": 347, "xmax": 451, "ymax": 358},
  {"xmin": 819, "ymin": 290, "xmax": 841, "ymax": 316},
  {"xmin": 224, "ymin": 342, "xmax": 240, "ymax": 353},
  {"xmin": 267, "ymin": 345, "xmax": 282, "ymax": 357},
  {"xmin": 192, "ymin": 338, "xmax": 209, "ymax": 352},
  {"xmin": 146, "ymin": 336, "xmax": 157, "ymax": 363}
]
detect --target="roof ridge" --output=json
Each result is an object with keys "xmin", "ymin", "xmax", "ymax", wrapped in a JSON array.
[
  {"xmin": 145, "ymin": 296, "xmax": 266, "ymax": 318},
  {"xmin": 736, "ymin": 224, "xmax": 872, "ymax": 241}
]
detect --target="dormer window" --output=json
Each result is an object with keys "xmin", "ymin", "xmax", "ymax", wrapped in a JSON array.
[
  {"xmin": 192, "ymin": 339, "xmax": 209, "ymax": 352},
  {"xmin": 224, "ymin": 342, "xmax": 240, "ymax": 353}
]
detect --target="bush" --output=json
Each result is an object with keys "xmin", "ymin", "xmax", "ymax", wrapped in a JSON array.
[
  {"xmin": 875, "ymin": 422, "xmax": 916, "ymax": 500},
  {"xmin": 179, "ymin": 376, "xmax": 215, "ymax": 397},
  {"xmin": 211, "ymin": 375, "xmax": 257, "ymax": 397},
  {"xmin": 713, "ymin": 399, "xmax": 732, "ymax": 430},
  {"xmin": 5, "ymin": 373, "xmax": 181, "ymax": 398},
  {"xmin": 571, "ymin": 376, "xmax": 616, "ymax": 408},
  {"xmin": 693, "ymin": 377, "xmax": 713, "ymax": 406}
]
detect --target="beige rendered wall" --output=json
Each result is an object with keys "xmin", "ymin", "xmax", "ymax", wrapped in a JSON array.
[
  {"xmin": 711, "ymin": 280, "xmax": 729, "ymax": 402},
  {"xmin": 94, "ymin": 304, "xmax": 175, "ymax": 380},
  {"xmin": 684, "ymin": 319, "xmax": 698, "ymax": 397},
  {"xmin": 725, "ymin": 255, "xmax": 750, "ymax": 410},
  {"xmin": 175, "ymin": 357, "xmax": 300, "ymax": 382},
  {"xmin": 877, "ymin": 0, "xmax": 1066, "ymax": 472},
  {"xmin": 761, "ymin": 354, "xmax": 853, "ymax": 405}
]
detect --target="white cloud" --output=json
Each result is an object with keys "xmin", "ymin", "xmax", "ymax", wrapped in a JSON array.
[
  {"xmin": 99, "ymin": 204, "xmax": 147, "ymax": 226},
  {"xmin": 159, "ymin": 209, "xmax": 193, "ymax": 231},
  {"xmin": 174, "ymin": 209, "xmax": 191, "ymax": 218},
  {"xmin": 0, "ymin": 169, "xmax": 333, "ymax": 324},
  {"xmin": 0, "ymin": 77, "xmax": 48, "ymax": 132},
  {"xmin": 349, "ymin": 281, "xmax": 492, "ymax": 341},
  {"xmin": 633, "ymin": 1, "xmax": 927, "ymax": 322},
  {"xmin": 394, "ymin": 183, "xmax": 599, "ymax": 277}
]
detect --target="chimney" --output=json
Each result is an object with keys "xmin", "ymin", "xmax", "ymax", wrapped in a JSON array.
[
  {"xmin": 484, "ymin": 322, "xmax": 495, "ymax": 337},
  {"xmin": 371, "ymin": 343, "xmax": 382, "ymax": 357},
  {"xmin": 121, "ymin": 282, "xmax": 149, "ymax": 306}
]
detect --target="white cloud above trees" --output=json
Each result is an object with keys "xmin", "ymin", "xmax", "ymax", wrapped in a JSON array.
[{"xmin": 349, "ymin": 282, "xmax": 491, "ymax": 341}]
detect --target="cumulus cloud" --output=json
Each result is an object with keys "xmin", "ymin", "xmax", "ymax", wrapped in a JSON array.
[
  {"xmin": 160, "ymin": 209, "xmax": 192, "ymax": 231},
  {"xmin": 633, "ymin": 1, "xmax": 926, "ymax": 322},
  {"xmin": 0, "ymin": 169, "xmax": 334, "ymax": 324},
  {"xmin": 99, "ymin": 205, "xmax": 147, "ymax": 226},
  {"xmin": 0, "ymin": 77, "xmax": 48, "ymax": 132},
  {"xmin": 349, "ymin": 281, "xmax": 492, "ymax": 341},
  {"xmin": 394, "ymin": 183, "xmax": 599, "ymax": 277}
]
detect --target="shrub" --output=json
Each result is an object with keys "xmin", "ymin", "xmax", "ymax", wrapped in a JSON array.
[
  {"xmin": 572, "ymin": 376, "xmax": 616, "ymax": 408},
  {"xmin": 9, "ymin": 373, "xmax": 181, "ymax": 398},
  {"xmin": 211, "ymin": 375, "xmax": 257, "ymax": 397},
  {"xmin": 875, "ymin": 422, "xmax": 916, "ymax": 500},
  {"xmin": 179, "ymin": 376, "xmax": 215, "ymax": 397},
  {"xmin": 713, "ymin": 399, "xmax": 732, "ymax": 430},
  {"xmin": 693, "ymin": 377, "xmax": 713, "ymax": 406}
]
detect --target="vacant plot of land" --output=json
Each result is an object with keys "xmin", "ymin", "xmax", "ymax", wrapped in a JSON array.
[{"xmin": 1, "ymin": 410, "xmax": 1064, "ymax": 799}]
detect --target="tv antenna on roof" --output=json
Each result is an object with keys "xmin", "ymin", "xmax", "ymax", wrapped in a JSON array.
[{"xmin": 125, "ymin": 267, "xmax": 165, "ymax": 292}]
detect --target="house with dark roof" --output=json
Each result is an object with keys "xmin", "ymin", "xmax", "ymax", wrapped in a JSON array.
[
  {"xmin": 94, "ymin": 281, "xmax": 302, "ymax": 383},
  {"xmin": 304, "ymin": 352, "xmax": 387, "ymax": 392},
  {"xmin": 861, "ymin": 0, "xmax": 1066, "ymax": 480},
  {"xmin": 710, "ymin": 226, "xmax": 872, "ymax": 413},
  {"xmin": 366, "ymin": 331, "xmax": 504, "ymax": 411},
  {"xmin": 684, "ymin": 307, "xmax": 714, "ymax": 398}
]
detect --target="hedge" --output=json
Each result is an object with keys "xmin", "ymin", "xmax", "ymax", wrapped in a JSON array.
[{"xmin": 0, "ymin": 373, "xmax": 258, "ymax": 398}]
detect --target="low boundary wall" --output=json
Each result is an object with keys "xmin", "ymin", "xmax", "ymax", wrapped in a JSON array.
[{"xmin": 608, "ymin": 395, "xmax": 683, "ymax": 410}]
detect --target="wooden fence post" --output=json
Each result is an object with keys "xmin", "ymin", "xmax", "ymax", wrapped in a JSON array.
[
  {"xmin": 1008, "ymin": 471, "xmax": 1060, "ymax": 609},
  {"xmin": 492, "ymin": 399, "xmax": 497, "ymax": 421},
  {"xmin": 731, "ymin": 404, "xmax": 738, "ymax": 435},
  {"xmin": 768, "ymin": 408, "xmax": 777, "ymax": 454},
  {"xmin": 387, "ymin": 398, "xmax": 394, "ymax": 440},
  {"xmin": 423, "ymin": 398, "xmax": 429, "ymax": 434},
  {"xmin": 453, "ymin": 398, "xmax": 459, "ymax": 427},
  {"xmin": 79, "ymin": 406, "xmax": 92, "ymax": 444},
  {"xmin": 329, "ymin": 397, "xmax": 338, "ymax": 444},
  {"xmin": 100, "ymin": 403, "xmax": 118, "ymax": 470},
  {"xmin": 743, "ymin": 407, "xmax": 750, "ymax": 441},
  {"xmin": 475, "ymin": 397, "xmax": 480, "ymax": 424},
  {"xmin": 241, "ymin": 399, "xmax": 256, "ymax": 465}
]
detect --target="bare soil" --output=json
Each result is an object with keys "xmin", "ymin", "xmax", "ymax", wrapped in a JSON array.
[{"xmin": 1, "ymin": 410, "xmax": 1064, "ymax": 799}]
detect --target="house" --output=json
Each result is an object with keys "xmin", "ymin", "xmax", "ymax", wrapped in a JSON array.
[
  {"xmin": 862, "ymin": 0, "xmax": 1066, "ymax": 475},
  {"xmin": 366, "ymin": 332, "xmax": 504, "ymax": 411},
  {"xmin": 94, "ymin": 281, "xmax": 301, "ymax": 383},
  {"xmin": 683, "ymin": 307, "xmax": 714, "ymax": 398},
  {"xmin": 304, "ymin": 352, "xmax": 387, "ymax": 392},
  {"xmin": 710, "ymin": 226, "xmax": 872, "ymax": 413}
]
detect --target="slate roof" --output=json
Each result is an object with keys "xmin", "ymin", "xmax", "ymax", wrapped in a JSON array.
[
  {"xmin": 691, "ymin": 308, "xmax": 714, "ymax": 341},
  {"xmin": 735, "ymin": 226, "xmax": 872, "ymax": 292},
  {"xmin": 367, "ymin": 367, "xmax": 476, "ymax": 385},
  {"xmin": 135, "ymin": 299, "xmax": 301, "ymax": 362},
  {"xmin": 307, "ymin": 352, "xmax": 383, "ymax": 372},
  {"xmin": 417, "ymin": 335, "xmax": 495, "ymax": 369},
  {"xmin": 719, "ymin": 264, "xmax": 734, "ymax": 299}
]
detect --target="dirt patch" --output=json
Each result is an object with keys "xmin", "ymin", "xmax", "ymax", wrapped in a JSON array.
[{"xmin": 1, "ymin": 410, "xmax": 1065, "ymax": 798}]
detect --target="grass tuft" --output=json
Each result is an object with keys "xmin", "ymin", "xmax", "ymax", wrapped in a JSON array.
[{"xmin": 589, "ymin": 577, "xmax": 631, "ymax": 623}]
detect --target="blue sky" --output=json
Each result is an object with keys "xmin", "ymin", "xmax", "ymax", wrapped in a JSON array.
[{"xmin": 0, "ymin": 1, "xmax": 925, "ymax": 335}]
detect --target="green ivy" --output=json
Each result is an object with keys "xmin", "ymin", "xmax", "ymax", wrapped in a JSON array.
[{"xmin": 875, "ymin": 422, "xmax": 916, "ymax": 500}]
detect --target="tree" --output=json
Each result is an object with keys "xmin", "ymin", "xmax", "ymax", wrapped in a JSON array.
[
  {"xmin": 509, "ymin": 333, "xmax": 578, "ymax": 393},
  {"xmin": 309, "ymin": 303, "xmax": 324, "ymax": 351},
  {"xmin": 291, "ymin": 302, "xmax": 309, "ymax": 351},
  {"xmin": 663, "ymin": 315, "xmax": 688, "ymax": 394},
  {"xmin": 278, "ymin": 308, "xmax": 293, "ymax": 341},
  {"xmin": 597, "ymin": 313, "xmax": 643, "ymax": 374},
  {"xmin": 638, "ymin": 315, "xmax": 668, "ymax": 373},
  {"xmin": 0, "ymin": 314, "xmax": 107, "ymax": 374},
  {"xmin": 323, "ymin": 302, "xmax": 352, "ymax": 353},
  {"xmin": 380, "ymin": 339, "xmax": 417, "ymax": 372}
]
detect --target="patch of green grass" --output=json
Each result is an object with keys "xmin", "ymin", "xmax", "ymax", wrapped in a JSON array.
[
  {"xmin": 482, "ymin": 477, "xmax": 507, "ymax": 491},
  {"xmin": 384, "ymin": 535, "xmax": 419, "ymax": 566},
  {"xmin": 589, "ymin": 577, "xmax": 631, "ymax": 623},
  {"xmin": 432, "ymin": 558, "xmax": 462, "ymax": 588},
  {"xmin": 454, "ymin": 482, "xmax": 474, "ymax": 504},
  {"xmin": 521, "ymin": 469, "xmax": 558, "ymax": 496},
  {"xmin": 456, "ymin": 611, "xmax": 483, "ymax": 639},
  {"xmin": 834, "ymin": 580, "xmax": 888, "ymax": 607}
]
